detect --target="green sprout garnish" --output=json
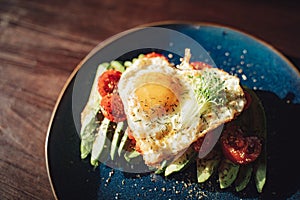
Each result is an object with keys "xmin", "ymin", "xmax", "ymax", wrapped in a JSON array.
[{"xmin": 189, "ymin": 69, "xmax": 226, "ymax": 112}]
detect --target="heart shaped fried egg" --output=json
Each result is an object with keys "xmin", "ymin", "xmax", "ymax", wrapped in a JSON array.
[{"xmin": 118, "ymin": 50, "xmax": 246, "ymax": 167}]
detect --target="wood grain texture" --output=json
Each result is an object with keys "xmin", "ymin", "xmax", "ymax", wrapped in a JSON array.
[{"xmin": 0, "ymin": 0, "xmax": 299, "ymax": 199}]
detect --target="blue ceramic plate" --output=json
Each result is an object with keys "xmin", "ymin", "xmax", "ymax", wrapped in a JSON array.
[{"xmin": 46, "ymin": 22, "xmax": 300, "ymax": 200}]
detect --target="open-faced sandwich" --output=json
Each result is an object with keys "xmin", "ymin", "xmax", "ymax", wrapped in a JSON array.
[{"xmin": 79, "ymin": 49, "xmax": 266, "ymax": 193}]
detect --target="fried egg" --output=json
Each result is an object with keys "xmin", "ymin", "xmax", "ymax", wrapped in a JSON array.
[{"xmin": 118, "ymin": 50, "xmax": 246, "ymax": 167}]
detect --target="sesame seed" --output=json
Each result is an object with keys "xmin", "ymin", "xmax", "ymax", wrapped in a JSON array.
[{"xmin": 241, "ymin": 74, "xmax": 247, "ymax": 80}]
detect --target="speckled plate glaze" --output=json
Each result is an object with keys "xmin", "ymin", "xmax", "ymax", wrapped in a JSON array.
[{"xmin": 46, "ymin": 22, "xmax": 300, "ymax": 200}]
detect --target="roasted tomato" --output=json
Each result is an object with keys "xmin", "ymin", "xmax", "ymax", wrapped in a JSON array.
[
  {"xmin": 192, "ymin": 137, "xmax": 204, "ymax": 152},
  {"xmin": 127, "ymin": 129, "xmax": 142, "ymax": 153},
  {"xmin": 190, "ymin": 61, "xmax": 213, "ymax": 70},
  {"xmin": 145, "ymin": 52, "xmax": 168, "ymax": 61},
  {"xmin": 100, "ymin": 93, "xmax": 126, "ymax": 122},
  {"xmin": 98, "ymin": 70, "xmax": 122, "ymax": 96},
  {"xmin": 243, "ymin": 89, "xmax": 252, "ymax": 110},
  {"xmin": 221, "ymin": 125, "xmax": 262, "ymax": 164}
]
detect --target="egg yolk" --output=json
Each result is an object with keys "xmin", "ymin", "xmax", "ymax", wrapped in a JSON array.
[{"xmin": 135, "ymin": 83, "xmax": 179, "ymax": 118}]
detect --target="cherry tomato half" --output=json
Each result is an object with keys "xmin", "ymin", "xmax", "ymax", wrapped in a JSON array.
[
  {"xmin": 192, "ymin": 137, "xmax": 204, "ymax": 152},
  {"xmin": 243, "ymin": 89, "xmax": 252, "ymax": 110},
  {"xmin": 98, "ymin": 70, "xmax": 122, "ymax": 97},
  {"xmin": 127, "ymin": 129, "xmax": 142, "ymax": 153},
  {"xmin": 127, "ymin": 128, "xmax": 136, "ymax": 141},
  {"xmin": 221, "ymin": 125, "xmax": 262, "ymax": 164},
  {"xmin": 190, "ymin": 61, "xmax": 213, "ymax": 70},
  {"xmin": 145, "ymin": 52, "xmax": 169, "ymax": 62},
  {"xmin": 145, "ymin": 52, "xmax": 166, "ymax": 58},
  {"xmin": 100, "ymin": 93, "xmax": 126, "ymax": 122}
]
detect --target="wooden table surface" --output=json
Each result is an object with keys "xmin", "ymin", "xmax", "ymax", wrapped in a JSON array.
[{"xmin": 1, "ymin": 0, "xmax": 299, "ymax": 199}]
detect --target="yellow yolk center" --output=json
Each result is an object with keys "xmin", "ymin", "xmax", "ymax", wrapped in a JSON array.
[{"xmin": 135, "ymin": 83, "xmax": 179, "ymax": 118}]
